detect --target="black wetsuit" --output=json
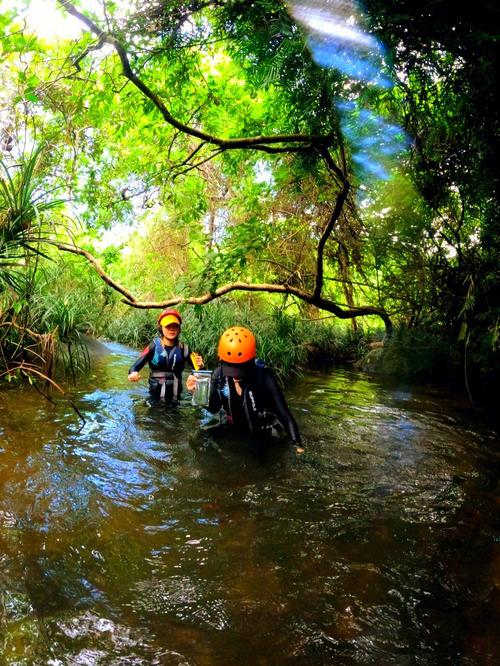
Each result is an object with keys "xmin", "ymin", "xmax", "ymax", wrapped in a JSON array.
[
  {"xmin": 206, "ymin": 360, "xmax": 301, "ymax": 445},
  {"xmin": 129, "ymin": 338, "xmax": 196, "ymax": 402}
]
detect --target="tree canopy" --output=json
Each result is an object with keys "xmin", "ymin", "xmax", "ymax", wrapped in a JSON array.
[{"xmin": 1, "ymin": 0, "xmax": 499, "ymax": 385}]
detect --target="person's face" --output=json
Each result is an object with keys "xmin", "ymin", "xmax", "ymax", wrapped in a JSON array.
[{"xmin": 162, "ymin": 323, "xmax": 180, "ymax": 340}]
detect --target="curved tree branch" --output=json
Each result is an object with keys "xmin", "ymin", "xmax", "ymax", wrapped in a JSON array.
[
  {"xmin": 48, "ymin": 241, "xmax": 138, "ymax": 303},
  {"xmin": 51, "ymin": 241, "xmax": 392, "ymax": 334},
  {"xmin": 313, "ymin": 175, "xmax": 350, "ymax": 300},
  {"xmin": 58, "ymin": 1, "xmax": 334, "ymax": 154},
  {"xmin": 54, "ymin": 2, "xmax": 392, "ymax": 336}
]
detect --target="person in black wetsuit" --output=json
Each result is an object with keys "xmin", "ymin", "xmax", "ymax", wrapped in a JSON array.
[
  {"xmin": 186, "ymin": 326, "xmax": 303, "ymax": 452},
  {"xmin": 128, "ymin": 308, "xmax": 203, "ymax": 403}
]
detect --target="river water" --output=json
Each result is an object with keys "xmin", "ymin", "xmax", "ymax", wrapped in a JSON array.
[{"xmin": 0, "ymin": 340, "xmax": 499, "ymax": 665}]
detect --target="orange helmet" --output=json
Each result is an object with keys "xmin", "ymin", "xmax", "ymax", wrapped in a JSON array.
[
  {"xmin": 158, "ymin": 308, "xmax": 182, "ymax": 327},
  {"xmin": 218, "ymin": 327, "xmax": 256, "ymax": 364}
]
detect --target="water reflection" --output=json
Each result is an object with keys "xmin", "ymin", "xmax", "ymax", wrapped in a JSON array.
[{"xmin": 0, "ymin": 342, "xmax": 498, "ymax": 663}]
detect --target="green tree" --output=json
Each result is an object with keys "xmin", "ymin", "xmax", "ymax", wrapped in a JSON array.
[{"xmin": 27, "ymin": 0, "xmax": 391, "ymax": 332}]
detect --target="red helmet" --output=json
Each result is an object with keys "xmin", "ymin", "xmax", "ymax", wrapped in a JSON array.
[
  {"xmin": 218, "ymin": 327, "xmax": 256, "ymax": 364},
  {"xmin": 158, "ymin": 308, "xmax": 182, "ymax": 327}
]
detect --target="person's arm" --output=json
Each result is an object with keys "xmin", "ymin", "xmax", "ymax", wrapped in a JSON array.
[
  {"xmin": 262, "ymin": 368, "xmax": 302, "ymax": 448},
  {"xmin": 128, "ymin": 342, "xmax": 154, "ymax": 381}
]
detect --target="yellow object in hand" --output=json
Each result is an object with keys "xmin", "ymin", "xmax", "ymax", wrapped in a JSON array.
[{"xmin": 190, "ymin": 352, "xmax": 200, "ymax": 371}]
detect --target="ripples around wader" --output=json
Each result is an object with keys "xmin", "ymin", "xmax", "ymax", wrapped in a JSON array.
[{"xmin": 0, "ymin": 340, "xmax": 499, "ymax": 665}]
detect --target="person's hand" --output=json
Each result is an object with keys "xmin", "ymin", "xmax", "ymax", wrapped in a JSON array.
[
  {"xmin": 186, "ymin": 374, "xmax": 196, "ymax": 392},
  {"xmin": 193, "ymin": 353, "xmax": 204, "ymax": 369},
  {"xmin": 128, "ymin": 371, "xmax": 141, "ymax": 382},
  {"xmin": 293, "ymin": 442, "xmax": 304, "ymax": 454}
]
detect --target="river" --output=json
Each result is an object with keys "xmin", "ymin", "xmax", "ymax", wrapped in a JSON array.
[{"xmin": 0, "ymin": 340, "xmax": 499, "ymax": 664}]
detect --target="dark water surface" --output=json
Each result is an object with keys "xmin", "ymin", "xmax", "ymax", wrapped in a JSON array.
[{"xmin": 0, "ymin": 341, "xmax": 499, "ymax": 664}]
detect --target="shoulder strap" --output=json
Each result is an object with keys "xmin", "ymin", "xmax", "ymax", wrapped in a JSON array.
[
  {"xmin": 178, "ymin": 341, "xmax": 190, "ymax": 359},
  {"xmin": 254, "ymin": 358, "xmax": 267, "ymax": 390}
]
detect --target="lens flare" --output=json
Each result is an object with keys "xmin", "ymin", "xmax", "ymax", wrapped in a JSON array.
[
  {"xmin": 337, "ymin": 100, "xmax": 410, "ymax": 180},
  {"xmin": 286, "ymin": 0, "xmax": 410, "ymax": 181}
]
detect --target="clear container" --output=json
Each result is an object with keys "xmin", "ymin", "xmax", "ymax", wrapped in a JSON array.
[{"xmin": 191, "ymin": 370, "xmax": 212, "ymax": 407}]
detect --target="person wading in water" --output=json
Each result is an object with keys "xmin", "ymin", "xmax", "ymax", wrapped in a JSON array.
[
  {"xmin": 128, "ymin": 309, "xmax": 203, "ymax": 404},
  {"xmin": 187, "ymin": 326, "xmax": 303, "ymax": 452}
]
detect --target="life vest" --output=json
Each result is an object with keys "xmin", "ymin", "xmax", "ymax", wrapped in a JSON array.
[{"xmin": 149, "ymin": 338, "xmax": 190, "ymax": 401}]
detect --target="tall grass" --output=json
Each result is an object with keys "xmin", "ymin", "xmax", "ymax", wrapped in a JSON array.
[
  {"xmin": 101, "ymin": 297, "xmax": 366, "ymax": 384},
  {"xmin": 27, "ymin": 292, "xmax": 90, "ymax": 377},
  {"xmin": 103, "ymin": 308, "xmax": 156, "ymax": 348}
]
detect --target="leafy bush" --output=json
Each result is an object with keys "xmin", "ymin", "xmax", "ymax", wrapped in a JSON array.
[{"xmin": 383, "ymin": 325, "xmax": 459, "ymax": 380}]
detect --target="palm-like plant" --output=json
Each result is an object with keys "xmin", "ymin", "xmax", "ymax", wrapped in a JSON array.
[
  {"xmin": 0, "ymin": 144, "xmax": 64, "ymax": 291},
  {"xmin": 0, "ymin": 143, "xmax": 69, "ymax": 382}
]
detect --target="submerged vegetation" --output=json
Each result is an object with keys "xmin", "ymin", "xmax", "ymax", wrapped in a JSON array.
[{"xmin": 0, "ymin": 1, "xmax": 498, "ymax": 408}]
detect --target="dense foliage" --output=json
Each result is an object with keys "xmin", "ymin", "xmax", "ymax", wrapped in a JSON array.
[{"xmin": 0, "ymin": 0, "xmax": 498, "ymax": 404}]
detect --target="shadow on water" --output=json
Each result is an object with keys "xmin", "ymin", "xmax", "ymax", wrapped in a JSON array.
[{"xmin": 0, "ymin": 340, "xmax": 499, "ymax": 664}]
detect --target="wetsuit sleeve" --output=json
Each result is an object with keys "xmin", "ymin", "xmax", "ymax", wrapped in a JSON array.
[
  {"xmin": 262, "ymin": 368, "xmax": 301, "ymax": 445},
  {"xmin": 206, "ymin": 366, "xmax": 222, "ymax": 414},
  {"xmin": 129, "ymin": 341, "xmax": 155, "ymax": 374}
]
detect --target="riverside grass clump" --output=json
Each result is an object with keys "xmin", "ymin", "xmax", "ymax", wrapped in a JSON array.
[
  {"xmin": 28, "ymin": 292, "xmax": 93, "ymax": 377},
  {"xmin": 0, "ymin": 145, "xmax": 94, "ymax": 383},
  {"xmin": 150, "ymin": 300, "xmax": 315, "ymax": 381},
  {"xmin": 186, "ymin": 304, "xmax": 368, "ymax": 382},
  {"xmin": 102, "ymin": 308, "xmax": 156, "ymax": 349},
  {"xmin": 101, "ymin": 298, "xmax": 367, "ymax": 384}
]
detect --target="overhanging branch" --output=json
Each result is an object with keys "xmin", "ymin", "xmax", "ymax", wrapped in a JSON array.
[
  {"xmin": 52, "ymin": 241, "xmax": 392, "ymax": 334},
  {"xmin": 53, "ymin": 2, "xmax": 392, "ymax": 335},
  {"xmin": 58, "ymin": 1, "xmax": 334, "ymax": 154},
  {"xmin": 48, "ymin": 241, "xmax": 137, "ymax": 303},
  {"xmin": 313, "ymin": 173, "xmax": 350, "ymax": 299}
]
